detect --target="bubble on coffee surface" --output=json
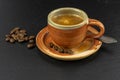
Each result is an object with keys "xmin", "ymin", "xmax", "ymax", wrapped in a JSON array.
[{"xmin": 52, "ymin": 14, "xmax": 83, "ymax": 26}]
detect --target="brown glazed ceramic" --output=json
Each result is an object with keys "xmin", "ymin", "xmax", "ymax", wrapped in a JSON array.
[{"xmin": 47, "ymin": 7, "xmax": 105, "ymax": 48}]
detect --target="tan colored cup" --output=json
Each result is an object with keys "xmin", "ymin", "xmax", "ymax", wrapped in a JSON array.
[{"xmin": 47, "ymin": 7, "xmax": 105, "ymax": 48}]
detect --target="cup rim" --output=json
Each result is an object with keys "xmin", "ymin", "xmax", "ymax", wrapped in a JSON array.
[{"xmin": 48, "ymin": 7, "xmax": 89, "ymax": 30}]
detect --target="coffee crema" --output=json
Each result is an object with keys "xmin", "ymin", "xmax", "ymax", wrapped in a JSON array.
[{"xmin": 52, "ymin": 14, "xmax": 83, "ymax": 26}]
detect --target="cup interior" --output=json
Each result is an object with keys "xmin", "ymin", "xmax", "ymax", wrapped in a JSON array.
[{"xmin": 48, "ymin": 7, "xmax": 88, "ymax": 30}]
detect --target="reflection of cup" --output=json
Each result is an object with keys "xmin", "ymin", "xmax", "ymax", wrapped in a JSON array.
[{"xmin": 47, "ymin": 7, "xmax": 105, "ymax": 48}]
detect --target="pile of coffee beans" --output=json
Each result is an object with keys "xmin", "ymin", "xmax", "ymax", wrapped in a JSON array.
[
  {"xmin": 49, "ymin": 42, "xmax": 73, "ymax": 54},
  {"xmin": 5, "ymin": 27, "xmax": 35, "ymax": 49}
]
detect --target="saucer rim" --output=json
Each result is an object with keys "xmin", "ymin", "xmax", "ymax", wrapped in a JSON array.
[{"xmin": 36, "ymin": 27, "xmax": 102, "ymax": 61}]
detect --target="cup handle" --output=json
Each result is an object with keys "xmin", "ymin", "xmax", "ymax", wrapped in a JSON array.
[{"xmin": 87, "ymin": 19, "xmax": 105, "ymax": 38}]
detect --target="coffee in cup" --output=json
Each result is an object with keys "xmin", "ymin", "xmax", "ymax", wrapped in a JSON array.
[
  {"xmin": 47, "ymin": 7, "xmax": 105, "ymax": 48},
  {"xmin": 52, "ymin": 14, "xmax": 83, "ymax": 26}
]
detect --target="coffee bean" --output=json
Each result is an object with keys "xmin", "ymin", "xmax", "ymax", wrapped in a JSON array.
[
  {"xmin": 11, "ymin": 34, "xmax": 16, "ymax": 38},
  {"xmin": 29, "ymin": 36, "xmax": 35, "ymax": 40},
  {"xmin": 5, "ymin": 27, "xmax": 36, "ymax": 49},
  {"xmin": 18, "ymin": 33, "xmax": 25, "ymax": 38},
  {"xmin": 18, "ymin": 39, "xmax": 25, "ymax": 43},
  {"xmin": 49, "ymin": 43, "xmax": 54, "ymax": 48},
  {"xmin": 58, "ymin": 48, "xmax": 64, "ymax": 53},
  {"xmin": 5, "ymin": 34, "xmax": 10, "ymax": 38},
  {"xmin": 19, "ymin": 29, "xmax": 26, "ymax": 33},
  {"xmin": 10, "ymin": 38, "xmax": 15, "ymax": 43},
  {"xmin": 5, "ymin": 37, "xmax": 10, "ymax": 42},
  {"xmin": 29, "ymin": 39, "xmax": 34, "ymax": 43},
  {"xmin": 11, "ymin": 34, "xmax": 17, "ymax": 41},
  {"xmin": 24, "ymin": 37, "xmax": 29, "ymax": 41},
  {"xmin": 13, "ymin": 36, "xmax": 18, "ymax": 40},
  {"xmin": 22, "ymin": 32, "xmax": 27, "ymax": 36},
  {"xmin": 53, "ymin": 45, "xmax": 58, "ymax": 51},
  {"xmin": 66, "ymin": 49, "xmax": 73, "ymax": 54},
  {"xmin": 19, "ymin": 30, "xmax": 27, "ymax": 36},
  {"xmin": 27, "ymin": 43, "xmax": 35, "ymax": 49},
  {"xmin": 10, "ymin": 27, "xmax": 20, "ymax": 34},
  {"xmin": 15, "ymin": 30, "xmax": 20, "ymax": 34}
]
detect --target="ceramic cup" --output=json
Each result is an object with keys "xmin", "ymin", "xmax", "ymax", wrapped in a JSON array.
[{"xmin": 47, "ymin": 7, "xmax": 105, "ymax": 48}]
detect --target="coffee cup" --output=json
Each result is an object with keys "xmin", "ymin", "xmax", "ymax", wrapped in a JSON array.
[{"xmin": 47, "ymin": 7, "xmax": 105, "ymax": 48}]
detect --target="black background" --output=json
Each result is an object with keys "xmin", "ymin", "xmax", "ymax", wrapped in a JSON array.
[{"xmin": 0, "ymin": 0, "xmax": 120, "ymax": 80}]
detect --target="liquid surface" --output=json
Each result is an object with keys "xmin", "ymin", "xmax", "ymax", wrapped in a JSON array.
[{"xmin": 52, "ymin": 14, "xmax": 83, "ymax": 26}]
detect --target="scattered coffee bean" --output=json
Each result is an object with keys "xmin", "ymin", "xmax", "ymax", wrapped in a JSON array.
[
  {"xmin": 10, "ymin": 27, "xmax": 20, "ymax": 34},
  {"xmin": 12, "ymin": 35, "xmax": 18, "ymax": 40},
  {"xmin": 5, "ymin": 34, "xmax": 10, "ymax": 38},
  {"xmin": 64, "ymin": 49, "xmax": 73, "ymax": 54},
  {"xmin": 49, "ymin": 42, "xmax": 73, "ymax": 54},
  {"xmin": 18, "ymin": 39, "xmax": 24, "ymax": 43},
  {"xmin": 5, "ymin": 37, "xmax": 10, "ymax": 42},
  {"xmin": 29, "ymin": 39, "xmax": 34, "ymax": 43},
  {"xmin": 10, "ymin": 38, "xmax": 15, "ymax": 43},
  {"xmin": 29, "ymin": 35, "xmax": 35, "ymax": 40},
  {"xmin": 5, "ymin": 27, "xmax": 36, "ymax": 49},
  {"xmin": 63, "ymin": 49, "xmax": 68, "ymax": 53},
  {"xmin": 53, "ymin": 45, "xmax": 58, "ymax": 51},
  {"xmin": 19, "ymin": 29, "xmax": 26, "ymax": 33},
  {"xmin": 15, "ymin": 30, "xmax": 20, "ymax": 34},
  {"xmin": 49, "ymin": 42, "xmax": 54, "ymax": 48},
  {"xmin": 11, "ymin": 34, "xmax": 16, "ymax": 38},
  {"xmin": 18, "ymin": 33, "xmax": 25, "ymax": 38},
  {"xmin": 58, "ymin": 48, "xmax": 64, "ymax": 53},
  {"xmin": 24, "ymin": 37, "xmax": 29, "ymax": 41},
  {"xmin": 27, "ymin": 43, "xmax": 35, "ymax": 49}
]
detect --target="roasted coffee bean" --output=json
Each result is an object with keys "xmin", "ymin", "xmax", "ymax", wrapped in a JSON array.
[
  {"xmin": 18, "ymin": 33, "xmax": 25, "ymax": 38},
  {"xmin": 27, "ymin": 43, "xmax": 35, "ymax": 48},
  {"xmin": 58, "ymin": 48, "xmax": 64, "ymax": 53},
  {"xmin": 49, "ymin": 43, "xmax": 54, "ymax": 48},
  {"xmin": 29, "ymin": 39, "xmax": 34, "ymax": 43},
  {"xmin": 29, "ymin": 36, "xmax": 35, "ymax": 40},
  {"xmin": 53, "ymin": 45, "xmax": 58, "ymax": 51},
  {"xmin": 66, "ymin": 49, "xmax": 73, "ymax": 54},
  {"xmin": 11, "ymin": 34, "xmax": 18, "ymax": 40},
  {"xmin": 18, "ymin": 39, "xmax": 25, "ymax": 43},
  {"xmin": 13, "ymin": 36, "xmax": 18, "ymax": 40},
  {"xmin": 19, "ymin": 29, "xmax": 26, "ymax": 33},
  {"xmin": 21, "ymin": 32, "xmax": 27, "ymax": 36},
  {"xmin": 19, "ymin": 30, "xmax": 27, "ymax": 36},
  {"xmin": 11, "ymin": 34, "xmax": 16, "ymax": 38},
  {"xmin": 10, "ymin": 38, "xmax": 15, "ymax": 43},
  {"xmin": 5, "ymin": 27, "xmax": 36, "ymax": 49},
  {"xmin": 10, "ymin": 27, "xmax": 20, "ymax": 34},
  {"xmin": 5, "ymin": 34, "xmax": 10, "ymax": 38},
  {"xmin": 15, "ymin": 30, "xmax": 20, "ymax": 34},
  {"xmin": 63, "ymin": 49, "xmax": 68, "ymax": 53},
  {"xmin": 24, "ymin": 37, "xmax": 29, "ymax": 41},
  {"xmin": 5, "ymin": 37, "xmax": 10, "ymax": 42}
]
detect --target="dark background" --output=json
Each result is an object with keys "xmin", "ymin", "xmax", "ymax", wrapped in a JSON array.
[{"xmin": 0, "ymin": 0, "xmax": 120, "ymax": 80}]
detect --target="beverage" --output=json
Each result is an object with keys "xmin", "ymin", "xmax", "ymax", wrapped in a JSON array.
[
  {"xmin": 48, "ymin": 7, "xmax": 105, "ymax": 48},
  {"xmin": 52, "ymin": 14, "xmax": 83, "ymax": 26}
]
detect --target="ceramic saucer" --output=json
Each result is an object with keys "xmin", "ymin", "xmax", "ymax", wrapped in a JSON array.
[{"xmin": 36, "ymin": 27, "xmax": 102, "ymax": 61}]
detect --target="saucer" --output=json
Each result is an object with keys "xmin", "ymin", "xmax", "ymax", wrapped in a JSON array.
[{"xmin": 36, "ymin": 27, "xmax": 102, "ymax": 61}]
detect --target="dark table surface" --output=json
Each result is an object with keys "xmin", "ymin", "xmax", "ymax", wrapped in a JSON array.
[{"xmin": 0, "ymin": 0, "xmax": 120, "ymax": 80}]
